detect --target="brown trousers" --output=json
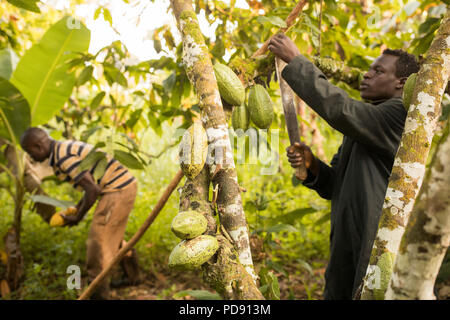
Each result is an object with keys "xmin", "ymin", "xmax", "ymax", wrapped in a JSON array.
[{"xmin": 86, "ymin": 181, "xmax": 137, "ymax": 300}]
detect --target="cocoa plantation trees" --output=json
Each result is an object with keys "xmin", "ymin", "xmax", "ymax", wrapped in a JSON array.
[
  {"xmin": 361, "ymin": 8, "xmax": 450, "ymax": 300},
  {"xmin": 0, "ymin": 15, "xmax": 91, "ymax": 291},
  {"xmin": 1, "ymin": 0, "xmax": 449, "ymax": 300},
  {"xmin": 385, "ymin": 127, "xmax": 450, "ymax": 300},
  {"xmin": 169, "ymin": 0, "xmax": 262, "ymax": 299}
]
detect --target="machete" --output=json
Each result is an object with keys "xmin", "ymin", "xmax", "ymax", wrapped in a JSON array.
[{"xmin": 275, "ymin": 57, "xmax": 308, "ymax": 181}]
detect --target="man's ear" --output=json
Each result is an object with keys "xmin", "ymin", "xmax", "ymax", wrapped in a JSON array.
[
  {"xmin": 34, "ymin": 140, "xmax": 44, "ymax": 153},
  {"xmin": 396, "ymin": 77, "xmax": 408, "ymax": 90}
]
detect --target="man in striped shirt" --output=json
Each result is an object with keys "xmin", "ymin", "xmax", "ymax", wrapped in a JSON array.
[{"xmin": 20, "ymin": 127, "xmax": 139, "ymax": 299}]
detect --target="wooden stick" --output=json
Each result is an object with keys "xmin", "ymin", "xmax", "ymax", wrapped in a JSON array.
[
  {"xmin": 251, "ymin": 0, "xmax": 308, "ymax": 58},
  {"xmin": 78, "ymin": 170, "xmax": 184, "ymax": 300}
]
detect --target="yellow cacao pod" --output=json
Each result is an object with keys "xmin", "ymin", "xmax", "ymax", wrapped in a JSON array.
[
  {"xmin": 179, "ymin": 122, "xmax": 208, "ymax": 179},
  {"xmin": 49, "ymin": 207, "xmax": 77, "ymax": 227}
]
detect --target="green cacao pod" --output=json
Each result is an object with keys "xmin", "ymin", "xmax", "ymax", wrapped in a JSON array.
[
  {"xmin": 402, "ymin": 72, "xmax": 417, "ymax": 110},
  {"xmin": 168, "ymin": 235, "xmax": 219, "ymax": 270},
  {"xmin": 171, "ymin": 210, "xmax": 208, "ymax": 239},
  {"xmin": 179, "ymin": 122, "xmax": 208, "ymax": 179},
  {"xmin": 213, "ymin": 62, "xmax": 245, "ymax": 106},
  {"xmin": 231, "ymin": 104, "xmax": 250, "ymax": 131},
  {"xmin": 373, "ymin": 252, "xmax": 395, "ymax": 300},
  {"xmin": 247, "ymin": 84, "xmax": 274, "ymax": 129}
]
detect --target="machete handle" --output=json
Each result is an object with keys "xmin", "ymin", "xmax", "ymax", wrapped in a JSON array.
[
  {"xmin": 295, "ymin": 163, "xmax": 308, "ymax": 181},
  {"xmin": 288, "ymin": 144, "xmax": 308, "ymax": 181}
]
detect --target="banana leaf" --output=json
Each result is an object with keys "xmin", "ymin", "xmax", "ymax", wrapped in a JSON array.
[
  {"xmin": 10, "ymin": 16, "xmax": 90, "ymax": 126},
  {"xmin": 6, "ymin": 0, "xmax": 41, "ymax": 13},
  {"xmin": 0, "ymin": 78, "xmax": 30, "ymax": 143},
  {"xmin": 0, "ymin": 48, "xmax": 19, "ymax": 80}
]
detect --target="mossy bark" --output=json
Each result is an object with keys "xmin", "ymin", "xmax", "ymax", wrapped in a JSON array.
[
  {"xmin": 202, "ymin": 235, "xmax": 263, "ymax": 299},
  {"xmin": 229, "ymin": 54, "xmax": 363, "ymax": 90},
  {"xmin": 171, "ymin": 0, "xmax": 261, "ymax": 298},
  {"xmin": 311, "ymin": 56, "xmax": 363, "ymax": 90},
  {"xmin": 179, "ymin": 168, "xmax": 216, "ymax": 235},
  {"xmin": 178, "ymin": 168, "xmax": 263, "ymax": 299},
  {"xmin": 361, "ymin": 9, "xmax": 450, "ymax": 300},
  {"xmin": 385, "ymin": 127, "xmax": 450, "ymax": 300}
]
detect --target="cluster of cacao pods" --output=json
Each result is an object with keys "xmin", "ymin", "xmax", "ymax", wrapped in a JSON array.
[
  {"xmin": 213, "ymin": 62, "xmax": 274, "ymax": 131},
  {"xmin": 168, "ymin": 210, "xmax": 218, "ymax": 270}
]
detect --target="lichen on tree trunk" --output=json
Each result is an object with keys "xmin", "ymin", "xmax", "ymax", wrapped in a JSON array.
[
  {"xmin": 311, "ymin": 56, "xmax": 363, "ymax": 90},
  {"xmin": 361, "ymin": 9, "xmax": 450, "ymax": 300},
  {"xmin": 170, "ymin": 0, "xmax": 261, "ymax": 297},
  {"xmin": 385, "ymin": 127, "xmax": 450, "ymax": 300},
  {"xmin": 178, "ymin": 168, "xmax": 263, "ymax": 299}
]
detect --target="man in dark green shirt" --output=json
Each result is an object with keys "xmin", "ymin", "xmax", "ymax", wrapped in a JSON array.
[{"xmin": 269, "ymin": 33, "xmax": 420, "ymax": 299}]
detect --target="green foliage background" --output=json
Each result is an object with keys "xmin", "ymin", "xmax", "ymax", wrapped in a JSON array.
[{"xmin": 0, "ymin": 0, "xmax": 448, "ymax": 299}]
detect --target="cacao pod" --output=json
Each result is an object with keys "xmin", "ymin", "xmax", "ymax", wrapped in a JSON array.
[
  {"xmin": 231, "ymin": 104, "xmax": 250, "ymax": 131},
  {"xmin": 213, "ymin": 62, "xmax": 245, "ymax": 106},
  {"xmin": 247, "ymin": 84, "xmax": 274, "ymax": 129},
  {"xmin": 373, "ymin": 252, "xmax": 395, "ymax": 300},
  {"xmin": 171, "ymin": 210, "xmax": 208, "ymax": 239},
  {"xmin": 168, "ymin": 235, "xmax": 219, "ymax": 270},
  {"xmin": 402, "ymin": 72, "xmax": 417, "ymax": 110},
  {"xmin": 49, "ymin": 207, "xmax": 77, "ymax": 227},
  {"xmin": 179, "ymin": 122, "xmax": 208, "ymax": 179}
]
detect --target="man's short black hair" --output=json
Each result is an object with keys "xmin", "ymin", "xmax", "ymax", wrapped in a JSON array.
[
  {"xmin": 382, "ymin": 49, "xmax": 420, "ymax": 78},
  {"xmin": 20, "ymin": 127, "xmax": 48, "ymax": 146}
]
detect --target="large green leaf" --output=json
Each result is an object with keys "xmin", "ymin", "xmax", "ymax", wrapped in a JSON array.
[
  {"xmin": 6, "ymin": 0, "xmax": 41, "ymax": 13},
  {"xmin": 10, "ymin": 16, "xmax": 90, "ymax": 126},
  {"xmin": 30, "ymin": 194, "xmax": 75, "ymax": 209},
  {"xmin": 0, "ymin": 48, "xmax": 20, "ymax": 80},
  {"xmin": 0, "ymin": 78, "xmax": 31, "ymax": 143},
  {"xmin": 264, "ymin": 223, "xmax": 299, "ymax": 234},
  {"xmin": 113, "ymin": 149, "xmax": 144, "ymax": 170},
  {"xmin": 259, "ymin": 267, "xmax": 281, "ymax": 300}
]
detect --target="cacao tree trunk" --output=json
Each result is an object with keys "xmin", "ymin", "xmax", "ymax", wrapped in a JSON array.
[
  {"xmin": 170, "ymin": 0, "xmax": 262, "ymax": 299},
  {"xmin": 385, "ymin": 126, "xmax": 450, "ymax": 300},
  {"xmin": 2, "ymin": 146, "xmax": 26, "ymax": 290},
  {"xmin": 179, "ymin": 170, "xmax": 262, "ymax": 299},
  {"xmin": 361, "ymin": 8, "xmax": 450, "ymax": 300}
]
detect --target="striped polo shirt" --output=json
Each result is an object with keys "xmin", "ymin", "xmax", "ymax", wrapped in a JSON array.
[{"xmin": 48, "ymin": 140, "xmax": 136, "ymax": 193}]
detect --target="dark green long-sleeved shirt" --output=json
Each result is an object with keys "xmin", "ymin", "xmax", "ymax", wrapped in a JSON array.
[{"xmin": 282, "ymin": 55, "xmax": 407, "ymax": 300}]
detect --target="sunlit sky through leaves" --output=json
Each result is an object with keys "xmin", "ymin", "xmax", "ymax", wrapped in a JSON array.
[{"xmin": 41, "ymin": 0, "xmax": 249, "ymax": 62}]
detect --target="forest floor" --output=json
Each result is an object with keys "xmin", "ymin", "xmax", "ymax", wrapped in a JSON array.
[
  {"xmin": 109, "ymin": 259, "xmax": 450, "ymax": 300},
  {"xmin": 109, "ymin": 260, "xmax": 327, "ymax": 300}
]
